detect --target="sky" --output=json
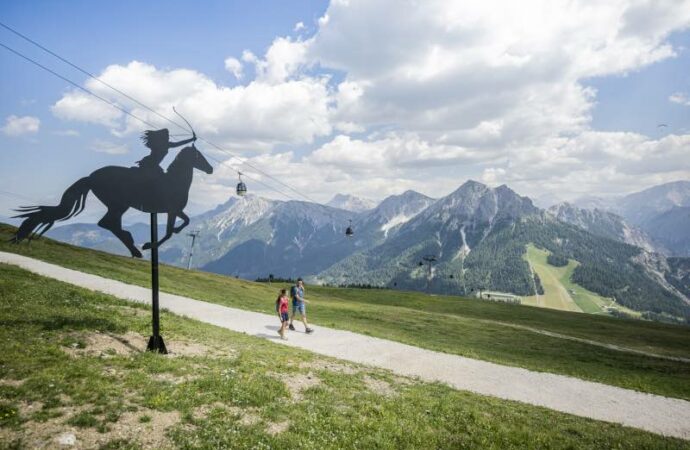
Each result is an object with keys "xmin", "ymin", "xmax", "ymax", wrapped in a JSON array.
[{"xmin": 1, "ymin": 0, "xmax": 690, "ymax": 223}]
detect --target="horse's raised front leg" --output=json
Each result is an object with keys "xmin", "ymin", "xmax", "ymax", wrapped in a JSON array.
[
  {"xmin": 173, "ymin": 211, "xmax": 189, "ymax": 233},
  {"xmin": 143, "ymin": 213, "xmax": 176, "ymax": 250}
]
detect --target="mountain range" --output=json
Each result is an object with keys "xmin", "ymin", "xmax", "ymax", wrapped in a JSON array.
[
  {"xmin": 571, "ymin": 181, "xmax": 690, "ymax": 257},
  {"xmin": 42, "ymin": 180, "xmax": 690, "ymax": 321}
]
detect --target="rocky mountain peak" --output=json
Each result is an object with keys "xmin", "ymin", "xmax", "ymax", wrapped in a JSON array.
[
  {"xmin": 374, "ymin": 190, "xmax": 434, "ymax": 214},
  {"xmin": 426, "ymin": 180, "xmax": 537, "ymax": 222},
  {"xmin": 620, "ymin": 180, "xmax": 690, "ymax": 225},
  {"xmin": 548, "ymin": 201, "xmax": 657, "ymax": 253},
  {"xmin": 326, "ymin": 194, "xmax": 378, "ymax": 213}
]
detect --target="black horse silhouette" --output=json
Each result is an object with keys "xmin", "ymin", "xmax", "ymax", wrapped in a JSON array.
[{"xmin": 11, "ymin": 145, "xmax": 213, "ymax": 257}]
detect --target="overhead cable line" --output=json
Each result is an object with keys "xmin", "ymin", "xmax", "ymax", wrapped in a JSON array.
[
  {"xmin": 0, "ymin": 41, "xmax": 298, "ymax": 202},
  {"xmin": 0, "ymin": 21, "xmax": 320, "ymax": 205}
]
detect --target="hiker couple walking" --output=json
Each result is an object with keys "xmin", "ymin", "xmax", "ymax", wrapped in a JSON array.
[{"xmin": 276, "ymin": 278, "xmax": 314, "ymax": 340}]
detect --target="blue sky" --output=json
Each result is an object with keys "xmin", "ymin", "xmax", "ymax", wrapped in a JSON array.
[
  {"xmin": 1, "ymin": 0, "xmax": 689, "ymax": 222},
  {"xmin": 0, "ymin": 0, "xmax": 327, "ymax": 211},
  {"xmin": 587, "ymin": 31, "xmax": 690, "ymax": 136}
]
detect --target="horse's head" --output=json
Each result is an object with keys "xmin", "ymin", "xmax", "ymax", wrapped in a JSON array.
[{"xmin": 176, "ymin": 145, "xmax": 213, "ymax": 174}]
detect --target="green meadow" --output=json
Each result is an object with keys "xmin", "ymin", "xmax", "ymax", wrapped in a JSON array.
[
  {"xmin": 1, "ymin": 223, "xmax": 689, "ymax": 402},
  {"xmin": 2, "ymin": 264, "xmax": 689, "ymax": 449}
]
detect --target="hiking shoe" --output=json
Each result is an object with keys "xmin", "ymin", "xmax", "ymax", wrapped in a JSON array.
[
  {"xmin": 305, "ymin": 328, "xmax": 314, "ymax": 334},
  {"xmin": 289, "ymin": 324, "xmax": 295, "ymax": 331}
]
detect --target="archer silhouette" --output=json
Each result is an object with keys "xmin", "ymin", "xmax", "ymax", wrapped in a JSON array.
[
  {"xmin": 11, "ymin": 139, "xmax": 213, "ymax": 257},
  {"xmin": 138, "ymin": 128, "xmax": 196, "ymax": 173}
]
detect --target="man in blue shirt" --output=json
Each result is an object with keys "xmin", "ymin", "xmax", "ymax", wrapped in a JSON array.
[{"xmin": 289, "ymin": 278, "xmax": 314, "ymax": 333}]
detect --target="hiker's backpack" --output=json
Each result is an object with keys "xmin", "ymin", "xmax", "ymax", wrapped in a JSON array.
[{"xmin": 290, "ymin": 285, "xmax": 298, "ymax": 298}]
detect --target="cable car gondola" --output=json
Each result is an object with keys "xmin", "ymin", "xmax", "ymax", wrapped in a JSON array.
[
  {"xmin": 236, "ymin": 172, "xmax": 247, "ymax": 196},
  {"xmin": 345, "ymin": 219, "xmax": 354, "ymax": 237}
]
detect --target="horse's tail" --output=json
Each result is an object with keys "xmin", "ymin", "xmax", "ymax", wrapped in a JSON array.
[{"xmin": 11, "ymin": 177, "xmax": 91, "ymax": 243}]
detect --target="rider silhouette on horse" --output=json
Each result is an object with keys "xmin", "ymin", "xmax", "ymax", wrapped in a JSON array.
[{"xmin": 137, "ymin": 128, "xmax": 196, "ymax": 174}]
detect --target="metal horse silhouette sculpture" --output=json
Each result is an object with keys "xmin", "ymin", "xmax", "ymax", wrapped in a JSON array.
[
  {"xmin": 11, "ymin": 123, "xmax": 212, "ymax": 354},
  {"xmin": 11, "ymin": 142, "xmax": 212, "ymax": 256}
]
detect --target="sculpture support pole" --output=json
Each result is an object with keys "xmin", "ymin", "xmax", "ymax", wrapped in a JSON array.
[
  {"xmin": 422, "ymin": 259, "xmax": 431, "ymax": 293},
  {"xmin": 147, "ymin": 212, "xmax": 167, "ymax": 354}
]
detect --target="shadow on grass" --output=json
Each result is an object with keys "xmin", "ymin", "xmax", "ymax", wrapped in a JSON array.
[
  {"xmin": 255, "ymin": 333, "xmax": 282, "ymax": 340},
  {"xmin": 102, "ymin": 331, "xmax": 144, "ymax": 353}
]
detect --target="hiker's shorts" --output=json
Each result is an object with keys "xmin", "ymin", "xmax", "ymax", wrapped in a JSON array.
[{"xmin": 293, "ymin": 301, "xmax": 306, "ymax": 315}]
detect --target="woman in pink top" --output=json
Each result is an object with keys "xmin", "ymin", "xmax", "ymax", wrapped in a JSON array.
[{"xmin": 276, "ymin": 289, "xmax": 290, "ymax": 340}]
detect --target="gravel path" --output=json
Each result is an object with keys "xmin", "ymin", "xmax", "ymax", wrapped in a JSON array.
[{"xmin": 2, "ymin": 251, "xmax": 689, "ymax": 440}]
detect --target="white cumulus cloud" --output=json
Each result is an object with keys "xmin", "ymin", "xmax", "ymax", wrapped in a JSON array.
[
  {"xmin": 253, "ymin": 37, "xmax": 309, "ymax": 84},
  {"xmin": 47, "ymin": 0, "xmax": 690, "ymax": 206},
  {"xmin": 307, "ymin": 133, "xmax": 478, "ymax": 173},
  {"xmin": 224, "ymin": 57, "xmax": 243, "ymax": 79},
  {"xmin": 52, "ymin": 61, "xmax": 333, "ymax": 149},
  {"xmin": 2, "ymin": 115, "xmax": 40, "ymax": 136},
  {"xmin": 310, "ymin": 0, "xmax": 690, "ymax": 144},
  {"xmin": 669, "ymin": 92, "xmax": 690, "ymax": 106}
]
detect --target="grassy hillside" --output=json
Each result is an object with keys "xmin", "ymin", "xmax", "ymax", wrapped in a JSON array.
[
  {"xmin": 451, "ymin": 217, "xmax": 690, "ymax": 318},
  {"xmin": 522, "ymin": 244, "xmax": 583, "ymax": 312},
  {"xmin": 521, "ymin": 244, "xmax": 641, "ymax": 316},
  {"xmin": 1, "ymin": 224, "xmax": 689, "ymax": 401},
  {"xmin": 3, "ymin": 265, "xmax": 688, "ymax": 448}
]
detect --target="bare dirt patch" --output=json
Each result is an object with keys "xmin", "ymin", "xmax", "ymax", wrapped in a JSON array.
[
  {"xmin": 299, "ymin": 359, "xmax": 360, "ymax": 375},
  {"xmin": 17, "ymin": 400, "xmax": 44, "ymax": 418},
  {"xmin": 192, "ymin": 402, "xmax": 288, "ymax": 435},
  {"xmin": 191, "ymin": 402, "xmax": 292, "ymax": 437},
  {"xmin": 0, "ymin": 378, "xmax": 25, "ymax": 387},
  {"xmin": 117, "ymin": 305, "xmax": 150, "ymax": 318},
  {"xmin": 191, "ymin": 403, "xmax": 260, "ymax": 426},
  {"xmin": 392, "ymin": 375, "xmax": 416, "ymax": 386},
  {"xmin": 362, "ymin": 375, "xmax": 395, "ymax": 397},
  {"xmin": 266, "ymin": 420, "xmax": 290, "ymax": 436},
  {"xmin": 62, "ymin": 331, "xmax": 145, "ymax": 358},
  {"xmin": 102, "ymin": 366, "xmax": 127, "ymax": 380},
  {"xmin": 60, "ymin": 331, "xmax": 231, "ymax": 359},
  {"xmin": 4, "ymin": 405, "xmax": 180, "ymax": 449},
  {"xmin": 107, "ymin": 409, "xmax": 180, "ymax": 449},
  {"xmin": 191, "ymin": 402, "xmax": 228, "ymax": 420},
  {"xmin": 151, "ymin": 372, "xmax": 200, "ymax": 385},
  {"xmin": 271, "ymin": 372, "xmax": 322, "ymax": 401},
  {"xmin": 5, "ymin": 403, "xmax": 89, "ymax": 448},
  {"xmin": 236, "ymin": 408, "xmax": 261, "ymax": 427},
  {"xmin": 166, "ymin": 340, "xmax": 227, "ymax": 358},
  {"xmin": 299, "ymin": 359, "xmax": 402, "ymax": 396}
]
